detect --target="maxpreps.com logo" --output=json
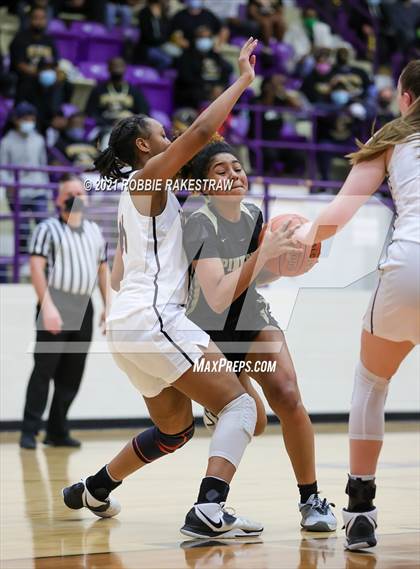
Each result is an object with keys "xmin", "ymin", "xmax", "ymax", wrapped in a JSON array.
[{"xmin": 194, "ymin": 358, "xmax": 276, "ymax": 374}]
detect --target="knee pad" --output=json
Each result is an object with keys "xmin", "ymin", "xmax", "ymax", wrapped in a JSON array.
[
  {"xmin": 209, "ymin": 393, "xmax": 257, "ymax": 468},
  {"xmin": 132, "ymin": 421, "xmax": 194, "ymax": 464},
  {"xmin": 349, "ymin": 362, "xmax": 390, "ymax": 441}
]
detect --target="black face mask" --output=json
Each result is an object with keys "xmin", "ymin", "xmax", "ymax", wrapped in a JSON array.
[
  {"xmin": 378, "ymin": 99, "xmax": 391, "ymax": 109},
  {"xmin": 31, "ymin": 25, "xmax": 45, "ymax": 34},
  {"xmin": 110, "ymin": 72, "xmax": 124, "ymax": 82},
  {"xmin": 64, "ymin": 196, "xmax": 85, "ymax": 213}
]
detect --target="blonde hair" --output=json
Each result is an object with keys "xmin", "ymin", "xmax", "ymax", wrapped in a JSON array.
[{"xmin": 347, "ymin": 59, "xmax": 420, "ymax": 165}]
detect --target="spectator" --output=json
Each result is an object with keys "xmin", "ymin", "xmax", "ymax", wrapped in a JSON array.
[
  {"xmin": 202, "ymin": 0, "xmax": 258, "ymax": 39},
  {"xmin": 375, "ymin": 86, "xmax": 397, "ymax": 129},
  {"xmin": 19, "ymin": 0, "xmax": 54, "ymax": 28},
  {"xmin": 169, "ymin": 0, "xmax": 227, "ymax": 51},
  {"xmin": 386, "ymin": 0, "xmax": 420, "ymax": 54},
  {"xmin": 0, "ymin": 102, "xmax": 49, "ymax": 255},
  {"xmin": 172, "ymin": 106, "xmax": 198, "ymax": 137},
  {"xmin": 316, "ymin": 79, "xmax": 367, "ymax": 183},
  {"xmin": 105, "ymin": 0, "xmax": 135, "ymax": 30},
  {"xmin": 9, "ymin": 7, "xmax": 58, "ymax": 102},
  {"xmin": 19, "ymin": 174, "xmax": 110, "ymax": 450},
  {"xmin": 175, "ymin": 25, "xmax": 232, "ymax": 109},
  {"xmin": 54, "ymin": 0, "xmax": 88, "ymax": 19},
  {"xmin": 301, "ymin": 49, "xmax": 334, "ymax": 105},
  {"xmin": 249, "ymin": 75, "xmax": 302, "ymax": 174},
  {"xmin": 86, "ymin": 57, "xmax": 150, "ymax": 130},
  {"xmin": 247, "ymin": 0, "xmax": 285, "ymax": 46},
  {"xmin": 347, "ymin": 4, "xmax": 376, "ymax": 62},
  {"xmin": 332, "ymin": 48, "xmax": 372, "ymax": 101},
  {"xmin": 56, "ymin": 112, "xmax": 99, "ymax": 167},
  {"xmin": 264, "ymin": 74, "xmax": 302, "ymax": 108},
  {"xmin": 54, "ymin": 0, "xmax": 113, "ymax": 23},
  {"xmin": 16, "ymin": 58, "xmax": 73, "ymax": 133},
  {"xmin": 302, "ymin": 7, "xmax": 319, "ymax": 44},
  {"xmin": 136, "ymin": 0, "xmax": 172, "ymax": 70},
  {"xmin": 46, "ymin": 111, "xmax": 68, "ymax": 148}
]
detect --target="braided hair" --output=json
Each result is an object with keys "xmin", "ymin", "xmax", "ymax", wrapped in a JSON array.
[{"xmin": 94, "ymin": 115, "xmax": 152, "ymax": 179}]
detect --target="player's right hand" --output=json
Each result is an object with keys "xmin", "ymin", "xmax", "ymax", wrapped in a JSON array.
[
  {"xmin": 259, "ymin": 220, "xmax": 303, "ymax": 261},
  {"xmin": 238, "ymin": 37, "xmax": 258, "ymax": 84},
  {"xmin": 42, "ymin": 303, "xmax": 63, "ymax": 335}
]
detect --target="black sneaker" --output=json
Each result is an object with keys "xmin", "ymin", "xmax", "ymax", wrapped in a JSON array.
[
  {"xmin": 62, "ymin": 478, "xmax": 121, "ymax": 518},
  {"xmin": 180, "ymin": 502, "xmax": 263, "ymax": 539},
  {"xmin": 342, "ymin": 508, "xmax": 377, "ymax": 550},
  {"xmin": 20, "ymin": 432, "xmax": 36, "ymax": 450},
  {"xmin": 44, "ymin": 436, "xmax": 81, "ymax": 447}
]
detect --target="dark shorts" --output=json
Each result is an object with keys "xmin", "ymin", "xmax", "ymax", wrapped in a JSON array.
[{"xmin": 208, "ymin": 311, "xmax": 280, "ymax": 376}]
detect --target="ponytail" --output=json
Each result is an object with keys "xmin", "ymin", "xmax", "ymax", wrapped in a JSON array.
[
  {"xmin": 94, "ymin": 114, "xmax": 152, "ymax": 179},
  {"xmin": 347, "ymin": 98, "xmax": 420, "ymax": 165},
  {"xmin": 94, "ymin": 145, "xmax": 127, "ymax": 179}
]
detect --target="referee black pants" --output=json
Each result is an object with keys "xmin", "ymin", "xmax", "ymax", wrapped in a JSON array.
[{"xmin": 21, "ymin": 294, "xmax": 93, "ymax": 440}]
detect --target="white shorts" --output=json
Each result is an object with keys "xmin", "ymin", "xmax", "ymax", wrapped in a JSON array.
[
  {"xmin": 363, "ymin": 240, "xmax": 420, "ymax": 345},
  {"xmin": 107, "ymin": 304, "xmax": 210, "ymax": 398}
]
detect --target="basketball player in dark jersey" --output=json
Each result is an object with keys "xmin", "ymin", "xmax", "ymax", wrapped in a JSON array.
[{"xmin": 183, "ymin": 140, "xmax": 337, "ymax": 532}]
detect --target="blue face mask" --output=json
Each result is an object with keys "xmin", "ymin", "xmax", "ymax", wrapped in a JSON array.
[
  {"xmin": 188, "ymin": 0, "xmax": 203, "ymax": 9},
  {"xmin": 39, "ymin": 69, "xmax": 57, "ymax": 87},
  {"xmin": 67, "ymin": 127, "xmax": 85, "ymax": 141},
  {"xmin": 195, "ymin": 37, "xmax": 214, "ymax": 53},
  {"xmin": 19, "ymin": 121, "xmax": 36, "ymax": 134},
  {"xmin": 331, "ymin": 89, "xmax": 350, "ymax": 106}
]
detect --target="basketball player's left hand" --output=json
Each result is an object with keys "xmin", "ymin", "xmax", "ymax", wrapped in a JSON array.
[{"xmin": 238, "ymin": 37, "xmax": 258, "ymax": 84}]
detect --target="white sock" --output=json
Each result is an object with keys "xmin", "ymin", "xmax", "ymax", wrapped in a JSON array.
[{"xmin": 350, "ymin": 474, "xmax": 375, "ymax": 481}]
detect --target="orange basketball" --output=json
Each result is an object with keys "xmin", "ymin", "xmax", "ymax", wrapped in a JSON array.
[{"xmin": 259, "ymin": 214, "xmax": 321, "ymax": 277}]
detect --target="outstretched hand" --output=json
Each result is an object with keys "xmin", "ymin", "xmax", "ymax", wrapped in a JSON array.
[{"xmin": 238, "ymin": 37, "xmax": 258, "ymax": 84}]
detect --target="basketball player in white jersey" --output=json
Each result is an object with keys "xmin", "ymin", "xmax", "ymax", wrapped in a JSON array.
[
  {"xmin": 294, "ymin": 59, "xmax": 420, "ymax": 550},
  {"xmin": 62, "ymin": 39, "xmax": 298, "ymax": 539}
]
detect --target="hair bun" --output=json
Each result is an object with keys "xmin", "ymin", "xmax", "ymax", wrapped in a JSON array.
[{"xmin": 209, "ymin": 133, "xmax": 225, "ymax": 144}]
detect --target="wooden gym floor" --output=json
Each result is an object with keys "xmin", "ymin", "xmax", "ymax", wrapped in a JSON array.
[{"xmin": 1, "ymin": 425, "xmax": 419, "ymax": 568}]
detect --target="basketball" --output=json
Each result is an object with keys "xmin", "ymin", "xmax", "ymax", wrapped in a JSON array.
[{"xmin": 259, "ymin": 214, "xmax": 321, "ymax": 277}]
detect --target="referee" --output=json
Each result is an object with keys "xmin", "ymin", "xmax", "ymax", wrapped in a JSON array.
[{"xmin": 20, "ymin": 174, "xmax": 110, "ymax": 449}]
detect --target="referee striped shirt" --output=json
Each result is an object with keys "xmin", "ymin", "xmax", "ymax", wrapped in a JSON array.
[{"xmin": 29, "ymin": 217, "xmax": 107, "ymax": 296}]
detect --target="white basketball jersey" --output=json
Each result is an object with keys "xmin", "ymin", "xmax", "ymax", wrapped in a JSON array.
[
  {"xmin": 388, "ymin": 134, "xmax": 420, "ymax": 244},
  {"xmin": 108, "ymin": 172, "xmax": 188, "ymax": 322}
]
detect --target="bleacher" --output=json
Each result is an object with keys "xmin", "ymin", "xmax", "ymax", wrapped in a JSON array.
[{"xmin": 0, "ymin": 0, "xmax": 417, "ymax": 283}]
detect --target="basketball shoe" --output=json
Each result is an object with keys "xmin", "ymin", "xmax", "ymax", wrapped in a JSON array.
[
  {"xmin": 299, "ymin": 494, "xmax": 337, "ymax": 532},
  {"xmin": 62, "ymin": 478, "xmax": 121, "ymax": 518},
  {"xmin": 342, "ymin": 508, "xmax": 377, "ymax": 550},
  {"xmin": 181, "ymin": 502, "xmax": 263, "ymax": 539}
]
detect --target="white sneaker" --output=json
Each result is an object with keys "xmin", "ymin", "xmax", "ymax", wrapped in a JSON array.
[
  {"xmin": 343, "ymin": 508, "xmax": 377, "ymax": 550},
  {"xmin": 62, "ymin": 478, "xmax": 121, "ymax": 518},
  {"xmin": 180, "ymin": 502, "xmax": 264, "ymax": 539},
  {"xmin": 299, "ymin": 494, "xmax": 337, "ymax": 532}
]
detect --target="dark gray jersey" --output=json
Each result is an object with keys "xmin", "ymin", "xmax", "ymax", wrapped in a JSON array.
[{"xmin": 183, "ymin": 201, "xmax": 273, "ymax": 332}]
